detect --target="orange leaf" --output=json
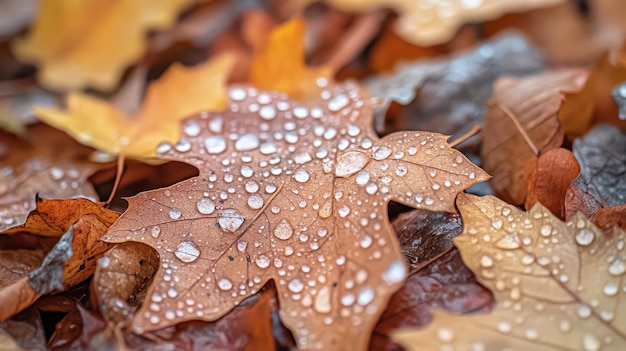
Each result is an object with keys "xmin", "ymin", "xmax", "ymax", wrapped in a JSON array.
[{"xmin": 250, "ymin": 18, "xmax": 332, "ymax": 99}]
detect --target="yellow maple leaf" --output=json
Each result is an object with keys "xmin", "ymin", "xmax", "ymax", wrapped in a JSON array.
[
  {"xmin": 12, "ymin": 0, "xmax": 192, "ymax": 91},
  {"xmin": 34, "ymin": 53, "xmax": 236, "ymax": 159},
  {"xmin": 250, "ymin": 18, "xmax": 332, "ymax": 99}
]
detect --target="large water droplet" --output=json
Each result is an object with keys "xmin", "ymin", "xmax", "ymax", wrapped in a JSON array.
[
  {"xmin": 314, "ymin": 286, "xmax": 331, "ymax": 313},
  {"xmin": 204, "ymin": 136, "xmax": 227, "ymax": 154},
  {"xmin": 294, "ymin": 169, "xmax": 310, "ymax": 183},
  {"xmin": 494, "ymin": 234, "xmax": 520, "ymax": 249},
  {"xmin": 274, "ymin": 219, "xmax": 294, "ymax": 240},
  {"xmin": 235, "ymin": 133, "xmax": 260, "ymax": 151},
  {"xmin": 372, "ymin": 146, "xmax": 392, "ymax": 160},
  {"xmin": 169, "ymin": 208, "xmax": 181, "ymax": 220},
  {"xmin": 197, "ymin": 198, "xmax": 215, "ymax": 214},
  {"xmin": 335, "ymin": 151, "xmax": 371, "ymax": 177},
  {"xmin": 183, "ymin": 121, "xmax": 201, "ymax": 137},
  {"xmin": 603, "ymin": 282, "xmax": 618, "ymax": 296},
  {"xmin": 218, "ymin": 208, "xmax": 244, "ymax": 232},
  {"xmin": 355, "ymin": 171, "xmax": 370, "ymax": 185},
  {"xmin": 575, "ymin": 228, "xmax": 595, "ymax": 246},
  {"xmin": 255, "ymin": 255, "xmax": 270, "ymax": 269},
  {"xmin": 218, "ymin": 278, "xmax": 233, "ymax": 290},
  {"xmin": 175, "ymin": 241, "xmax": 200, "ymax": 263},
  {"xmin": 382, "ymin": 260, "xmax": 406, "ymax": 283},
  {"xmin": 247, "ymin": 195, "xmax": 264, "ymax": 210},
  {"xmin": 608, "ymin": 258, "xmax": 625, "ymax": 276},
  {"xmin": 357, "ymin": 287, "xmax": 374, "ymax": 305},
  {"xmin": 288, "ymin": 278, "xmax": 304, "ymax": 293},
  {"xmin": 259, "ymin": 105, "xmax": 276, "ymax": 120}
]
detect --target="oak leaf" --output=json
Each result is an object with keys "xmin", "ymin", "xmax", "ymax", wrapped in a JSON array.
[
  {"xmin": 11, "ymin": 0, "xmax": 192, "ymax": 91},
  {"xmin": 393, "ymin": 193, "xmax": 626, "ymax": 350},
  {"xmin": 0, "ymin": 198, "xmax": 119, "ymax": 321},
  {"xmin": 323, "ymin": 0, "xmax": 565, "ymax": 45},
  {"xmin": 101, "ymin": 82, "xmax": 489, "ymax": 350},
  {"xmin": 481, "ymin": 69, "xmax": 588, "ymax": 204},
  {"xmin": 250, "ymin": 18, "xmax": 332, "ymax": 99},
  {"xmin": 34, "ymin": 54, "xmax": 235, "ymax": 159}
]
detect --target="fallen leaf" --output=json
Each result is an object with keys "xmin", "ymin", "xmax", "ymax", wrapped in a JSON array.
[
  {"xmin": 393, "ymin": 193, "xmax": 626, "ymax": 350},
  {"xmin": 250, "ymin": 18, "xmax": 332, "ymax": 99},
  {"xmin": 101, "ymin": 82, "xmax": 489, "ymax": 350},
  {"xmin": 481, "ymin": 69, "xmax": 588, "ymax": 204},
  {"xmin": 526, "ymin": 148, "xmax": 580, "ymax": 219},
  {"xmin": 0, "ymin": 124, "xmax": 99, "ymax": 231},
  {"xmin": 11, "ymin": 0, "xmax": 192, "ymax": 91},
  {"xmin": 572, "ymin": 124, "xmax": 626, "ymax": 207},
  {"xmin": 323, "ymin": 0, "xmax": 564, "ymax": 45},
  {"xmin": 34, "ymin": 53, "xmax": 236, "ymax": 159},
  {"xmin": 48, "ymin": 304, "xmax": 107, "ymax": 351},
  {"xmin": 0, "ymin": 308, "xmax": 47, "ymax": 351},
  {"xmin": 0, "ymin": 198, "xmax": 119, "ymax": 321},
  {"xmin": 371, "ymin": 249, "xmax": 492, "ymax": 351},
  {"xmin": 392, "ymin": 209, "xmax": 462, "ymax": 272},
  {"xmin": 564, "ymin": 176, "xmax": 603, "ymax": 220},
  {"xmin": 592, "ymin": 204, "xmax": 626, "ymax": 231}
]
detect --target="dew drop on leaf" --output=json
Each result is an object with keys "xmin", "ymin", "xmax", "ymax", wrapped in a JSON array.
[
  {"xmin": 575, "ymin": 228, "xmax": 595, "ymax": 246},
  {"xmin": 169, "ymin": 208, "xmax": 181, "ymax": 220},
  {"xmin": 203, "ymin": 135, "xmax": 227, "ymax": 154},
  {"xmin": 218, "ymin": 278, "xmax": 233, "ymax": 291},
  {"xmin": 196, "ymin": 198, "xmax": 215, "ymax": 215},
  {"xmin": 175, "ymin": 241, "xmax": 200, "ymax": 263},
  {"xmin": 218, "ymin": 208, "xmax": 244, "ymax": 232}
]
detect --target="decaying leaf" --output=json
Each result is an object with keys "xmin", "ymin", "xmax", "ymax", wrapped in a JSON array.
[
  {"xmin": 11, "ymin": 0, "xmax": 192, "ymax": 91},
  {"xmin": 34, "ymin": 54, "xmax": 235, "ymax": 159},
  {"xmin": 371, "ymin": 249, "xmax": 492, "ymax": 351},
  {"xmin": 481, "ymin": 69, "xmax": 588, "ymax": 204},
  {"xmin": 0, "ymin": 308, "xmax": 47, "ymax": 351},
  {"xmin": 365, "ymin": 32, "xmax": 543, "ymax": 106},
  {"xmin": 250, "ymin": 18, "xmax": 332, "ymax": 99},
  {"xmin": 323, "ymin": 0, "xmax": 564, "ymax": 45},
  {"xmin": 101, "ymin": 82, "xmax": 489, "ymax": 350},
  {"xmin": 572, "ymin": 124, "xmax": 626, "ymax": 207},
  {"xmin": 526, "ymin": 148, "xmax": 580, "ymax": 219},
  {"xmin": 393, "ymin": 193, "xmax": 626, "ymax": 350},
  {"xmin": 0, "ymin": 124, "xmax": 99, "ymax": 231},
  {"xmin": 392, "ymin": 209, "xmax": 462, "ymax": 272},
  {"xmin": 564, "ymin": 176, "xmax": 603, "ymax": 221},
  {"xmin": 0, "ymin": 198, "xmax": 119, "ymax": 320}
]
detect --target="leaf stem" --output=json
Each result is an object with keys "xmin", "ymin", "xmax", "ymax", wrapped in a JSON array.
[
  {"xmin": 105, "ymin": 155, "xmax": 125, "ymax": 207},
  {"xmin": 449, "ymin": 125, "xmax": 482, "ymax": 148}
]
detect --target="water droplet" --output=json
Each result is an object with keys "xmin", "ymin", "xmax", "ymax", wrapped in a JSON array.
[
  {"xmin": 365, "ymin": 183, "xmax": 378, "ymax": 194},
  {"xmin": 218, "ymin": 208, "xmax": 244, "ymax": 232},
  {"xmin": 491, "ymin": 219, "xmax": 503, "ymax": 229},
  {"xmin": 151, "ymin": 226, "xmax": 161, "ymax": 238},
  {"xmin": 372, "ymin": 146, "xmax": 392, "ymax": 160},
  {"xmin": 169, "ymin": 208, "xmax": 181, "ymax": 220},
  {"xmin": 175, "ymin": 241, "xmax": 200, "ymax": 263},
  {"xmin": 259, "ymin": 105, "xmax": 276, "ymax": 120},
  {"xmin": 229, "ymin": 88, "xmax": 246, "ymax": 101},
  {"xmin": 218, "ymin": 278, "xmax": 233, "ymax": 290},
  {"xmin": 437, "ymin": 328, "xmax": 454, "ymax": 343},
  {"xmin": 341, "ymin": 293, "xmax": 355, "ymax": 306},
  {"xmin": 235, "ymin": 133, "xmax": 260, "ymax": 151},
  {"xmin": 603, "ymin": 282, "xmax": 618, "ymax": 296},
  {"xmin": 204, "ymin": 136, "xmax": 226, "ymax": 154},
  {"xmin": 578, "ymin": 305, "xmax": 591, "ymax": 318},
  {"xmin": 494, "ymin": 234, "xmax": 520, "ymax": 249},
  {"xmin": 98, "ymin": 256, "xmax": 110, "ymax": 268},
  {"xmin": 357, "ymin": 287, "xmax": 374, "ymax": 305},
  {"xmin": 50, "ymin": 167, "xmax": 64, "ymax": 181},
  {"xmin": 274, "ymin": 219, "xmax": 294, "ymax": 240},
  {"xmin": 156, "ymin": 142, "xmax": 172, "ymax": 154},
  {"xmin": 293, "ymin": 106, "xmax": 308, "ymax": 118},
  {"xmin": 255, "ymin": 255, "xmax": 270, "ymax": 268},
  {"xmin": 575, "ymin": 228, "xmax": 595, "ymax": 246},
  {"xmin": 608, "ymin": 259, "xmax": 625, "ymax": 276},
  {"xmin": 335, "ymin": 151, "xmax": 371, "ymax": 177},
  {"xmin": 582, "ymin": 333, "xmax": 600, "ymax": 351},
  {"xmin": 240, "ymin": 165, "xmax": 254, "ymax": 177},
  {"xmin": 247, "ymin": 195, "xmax": 264, "ymax": 210},
  {"xmin": 328, "ymin": 94, "xmax": 349, "ymax": 111},
  {"xmin": 338, "ymin": 205, "xmax": 351, "ymax": 218},
  {"xmin": 360, "ymin": 235, "xmax": 373, "ymax": 248},
  {"xmin": 540, "ymin": 224, "xmax": 552, "ymax": 237},
  {"xmin": 497, "ymin": 321, "xmax": 511, "ymax": 333},
  {"xmin": 294, "ymin": 169, "xmax": 310, "ymax": 182},
  {"xmin": 383, "ymin": 260, "xmax": 406, "ymax": 283},
  {"xmin": 480, "ymin": 255, "xmax": 494, "ymax": 268},
  {"xmin": 183, "ymin": 121, "xmax": 201, "ymax": 136},
  {"xmin": 167, "ymin": 287, "xmax": 178, "ymax": 298},
  {"xmin": 525, "ymin": 329, "xmax": 538, "ymax": 340},
  {"xmin": 288, "ymin": 278, "xmax": 304, "ymax": 293},
  {"xmin": 355, "ymin": 171, "xmax": 370, "ymax": 185},
  {"xmin": 197, "ymin": 198, "xmax": 215, "ymax": 214},
  {"xmin": 314, "ymin": 286, "xmax": 331, "ymax": 313}
]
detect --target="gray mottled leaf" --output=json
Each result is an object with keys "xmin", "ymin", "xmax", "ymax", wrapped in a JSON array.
[
  {"xmin": 573, "ymin": 124, "xmax": 626, "ymax": 207},
  {"xmin": 28, "ymin": 228, "xmax": 73, "ymax": 294}
]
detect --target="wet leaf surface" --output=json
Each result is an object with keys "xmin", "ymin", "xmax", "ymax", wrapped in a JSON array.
[
  {"xmin": 101, "ymin": 82, "xmax": 488, "ymax": 350},
  {"xmin": 393, "ymin": 193, "xmax": 626, "ymax": 350}
]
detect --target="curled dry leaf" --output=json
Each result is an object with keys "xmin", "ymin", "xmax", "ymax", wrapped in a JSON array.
[
  {"xmin": 393, "ymin": 193, "xmax": 626, "ymax": 350},
  {"xmin": 323, "ymin": 0, "xmax": 564, "ymax": 45},
  {"xmin": 371, "ymin": 248, "xmax": 493, "ymax": 351},
  {"xmin": 34, "ymin": 54, "xmax": 235, "ymax": 159},
  {"xmin": 11, "ymin": 0, "xmax": 192, "ymax": 91},
  {"xmin": 481, "ymin": 69, "xmax": 589, "ymax": 204},
  {"xmin": 572, "ymin": 124, "xmax": 626, "ymax": 207},
  {"xmin": 101, "ymin": 82, "xmax": 489, "ymax": 350},
  {"xmin": 0, "ymin": 198, "xmax": 119, "ymax": 321},
  {"xmin": 250, "ymin": 18, "xmax": 332, "ymax": 99},
  {"xmin": 391, "ymin": 209, "xmax": 462, "ymax": 272},
  {"xmin": 526, "ymin": 148, "xmax": 580, "ymax": 219},
  {"xmin": 0, "ymin": 124, "xmax": 99, "ymax": 232}
]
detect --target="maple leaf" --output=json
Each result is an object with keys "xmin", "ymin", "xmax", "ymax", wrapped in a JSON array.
[
  {"xmin": 11, "ymin": 0, "xmax": 192, "ymax": 91},
  {"xmin": 481, "ymin": 69, "xmax": 589, "ymax": 204},
  {"xmin": 33, "ymin": 54, "xmax": 235, "ymax": 159},
  {"xmin": 250, "ymin": 18, "xmax": 332, "ymax": 99},
  {"xmin": 101, "ymin": 82, "xmax": 489, "ymax": 350},
  {"xmin": 393, "ymin": 193, "xmax": 626, "ymax": 350},
  {"xmin": 321, "ymin": 0, "xmax": 564, "ymax": 45}
]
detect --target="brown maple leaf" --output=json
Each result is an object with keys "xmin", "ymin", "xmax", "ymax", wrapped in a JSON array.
[
  {"xmin": 393, "ymin": 193, "xmax": 626, "ymax": 350},
  {"xmin": 102, "ymin": 82, "xmax": 489, "ymax": 350}
]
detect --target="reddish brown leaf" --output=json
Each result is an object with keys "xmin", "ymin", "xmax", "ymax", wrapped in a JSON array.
[
  {"xmin": 526, "ymin": 148, "xmax": 580, "ymax": 219},
  {"xmin": 481, "ymin": 69, "xmax": 588, "ymax": 204},
  {"xmin": 101, "ymin": 82, "xmax": 489, "ymax": 350},
  {"xmin": 592, "ymin": 204, "xmax": 626, "ymax": 231}
]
